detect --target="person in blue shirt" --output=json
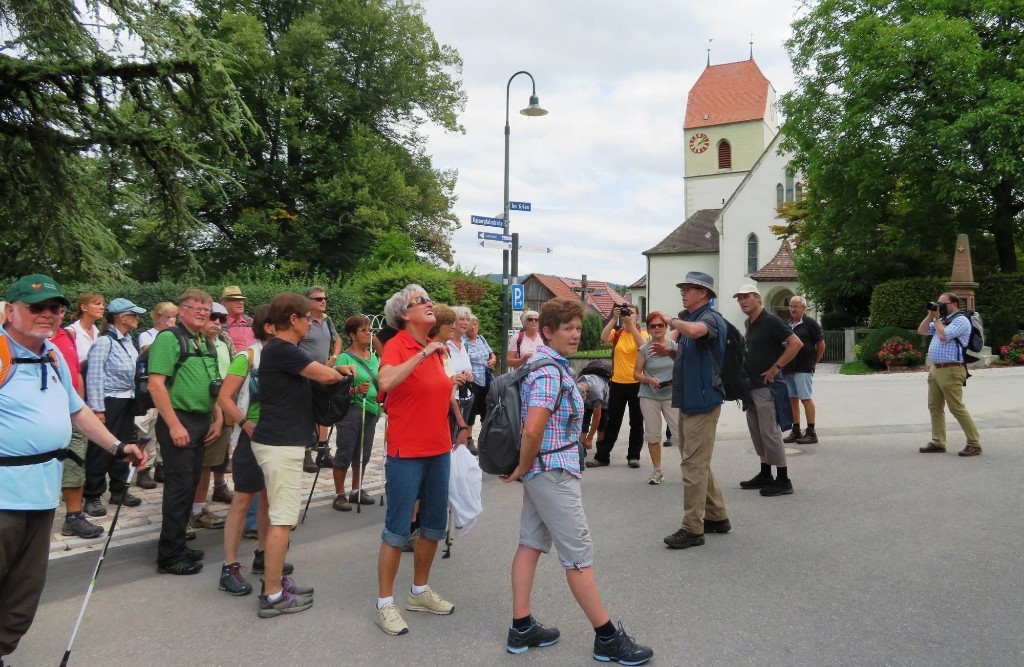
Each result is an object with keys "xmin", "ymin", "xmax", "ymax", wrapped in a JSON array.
[{"xmin": 0, "ymin": 274, "xmax": 146, "ymax": 665}]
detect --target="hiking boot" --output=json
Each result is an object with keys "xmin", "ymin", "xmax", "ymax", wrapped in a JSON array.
[
  {"xmin": 281, "ymin": 575, "xmax": 314, "ymax": 597},
  {"xmin": 185, "ymin": 547, "xmax": 205, "ymax": 562},
  {"xmin": 332, "ymin": 495, "xmax": 352, "ymax": 512},
  {"xmin": 375, "ymin": 601, "xmax": 409, "ymax": 635},
  {"xmin": 703, "ymin": 518, "xmax": 732, "ymax": 534},
  {"xmin": 349, "ymin": 490, "xmax": 376, "ymax": 505},
  {"xmin": 135, "ymin": 470, "xmax": 158, "ymax": 489},
  {"xmin": 663, "ymin": 528, "xmax": 704, "ymax": 550},
  {"xmin": 61, "ymin": 513, "xmax": 104, "ymax": 539},
  {"xmin": 627, "ymin": 459, "xmax": 640, "ymax": 469},
  {"xmin": 663, "ymin": 440, "xmax": 674, "ymax": 447},
  {"xmin": 303, "ymin": 448, "xmax": 318, "ymax": 473},
  {"xmin": 740, "ymin": 472, "xmax": 773, "ymax": 489},
  {"xmin": 919, "ymin": 442, "xmax": 946, "ymax": 453},
  {"xmin": 593, "ymin": 622, "xmax": 654, "ymax": 665},
  {"xmin": 796, "ymin": 428, "xmax": 818, "ymax": 444},
  {"xmin": 648, "ymin": 469, "xmax": 664, "ymax": 485},
  {"xmin": 186, "ymin": 529, "xmax": 197, "ymax": 541},
  {"xmin": 109, "ymin": 490, "xmax": 142, "ymax": 507},
  {"xmin": 402, "ymin": 529, "xmax": 419, "ymax": 552},
  {"xmin": 506, "ymin": 620, "xmax": 560, "ymax": 654},
  {"xmin": 406, "ymin": 586, "xmax": 454, "ymax": 615},
  {"xmin": 153, "ymin": 463, "xmax": 164, "ymax": 483},
  {"xmin": 585, "ymin": 458, "xmax": 609, "ymax": 468},
  {"xmin": 251, "ymin": 549, "xmax": 294, "ymax": 576},
  {"xmin": 258, "ymin": 590, "xmax": 314, "ymax": 619},
  {"xmin": 760, "ymin": 479, "xmax": 794, "ymax": 497},
  {"xmin": 212, "ymin": 482, "xmax": 234, "ymax": 504},
  {"xmin": 83, "ymin": 498, "xmax": 107, "ymax": 517},
  {"xmin": 158, "ymin": 559, "xmax": 203, "ymax": 575},
  {"xmin": 316, "ymin": 443, "xmax": 333, "ymax": 468},
  {"xmin": 190, "ymin": 508, "xmax": 225, "ymax": 529},
  {"xmin": 783, "ymin": 426, "xmax": 803, "ymax": 444},
  {"xmin": 219, "ymin": 562, "xmax": 253, "ymax": 596},
  {"xmin": 958, "ymin": 445, "xmax": 982, "ymax": 457}
]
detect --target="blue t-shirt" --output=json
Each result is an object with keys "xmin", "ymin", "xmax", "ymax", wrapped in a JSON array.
[{"xmin": 0, "ymin": 328, "xmax": 85, "ymax": 510}]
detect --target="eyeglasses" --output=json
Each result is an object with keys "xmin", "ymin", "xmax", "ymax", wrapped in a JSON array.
[
  {"xmin": 524, "ymin": 317, "xmax": 539, "ymax": 323},
  {"xmin": 311, "ymin": 296, "xmax": 327, "ymax": 302},
  {"xmin": 407, "ymin": 296, "xmax": 432, "ymax": 308},
  {"xmin": 180, "ymin": 304, "xmax": 211, "ymax": 314},
  {"xmin": 27, "ymin": 302, "xmax": 66, "ymax": 315},
  {"xmin": 209, "ymin": 314, "xmax": 227, "ymax": 323},
  {"xmin": 648, "ymin": 323, "xmax": 666, "ymax": 329}
]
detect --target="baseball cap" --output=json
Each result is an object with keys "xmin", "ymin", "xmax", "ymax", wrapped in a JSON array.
[
  {"xmin": 6, "ymin": 274, "xmax": 71, "ymax": 307},
  {"xmin": 732, "ymin": 284, "xmax": 761, "ymax": 298},
  {"xmin": 107, "ymin": 298, "xmax": 147, "ymax": 314}
]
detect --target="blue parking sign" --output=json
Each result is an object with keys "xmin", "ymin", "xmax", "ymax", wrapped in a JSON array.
[{"xmin": 510, "ymin": 284, "xmax": 525, "ymax": 311}]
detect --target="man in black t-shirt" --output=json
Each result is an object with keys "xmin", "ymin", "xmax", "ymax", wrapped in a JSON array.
[
  {"xmin": 782, "ymin": 296, "xmax": 825, "ymax": 445},
  {"xmin": 733, "ymin": 285, "xmax": 803, "ymax": 497}
]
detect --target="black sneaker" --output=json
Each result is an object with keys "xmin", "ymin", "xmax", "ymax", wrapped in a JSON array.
[
  {"xmin": 61, "ymin": 514, "xmax": 104, "ymax": 539},
  {"xmin": 593, "ymin": 622, "xmax": 654, "ymax": 665},
  {"xmin": 739, "ymin": 472, "xmax": 773, "ymax": 489},
  {"xmin": 760, "ymin": 479, "xmax": 794, "ymax": 497},
  {"xmin": 185, "ymin": 547, "xmax": 205, "ymax": 562},
  {"xmin": 153, "ymin": 463, "xmax": 164, "ymax": 483},
  {"xmin": 109, "ymin": 490, "xmax": 142, "ymax": 507},
  {"xmin": 83, "ymin": 497, "xmax": 107, "ymax": 517},
  {"xmin": 663, "ymin": 528, "xmax": 704, "ymax": 550},
  {"xmin": 186, "ymin": 529, "xmax": 197, "ymax": 541},
  {"xmin": 703, "ymin": 518, "xmax": 732, "ymax": 534},
  {"xmin": 506, "ymin": 621, "xmax": 560, "ymax": 654},
  {"xmin": 219, "ymin": 562, "xmax": 253, "ymax": 596},
  {"xmin": 783, "ymin": 427, "xmax": 802, "ymax": 444},
  {"xmin": 258, "ymin": 590, "xmax": 314, "ymax": 619},
  {"xmin": 158, "ymin": 559, "xmax": 203, "ymax": 575},
  {"xmin": 252, "ymin": 549, "xmax": 294, "ymax": 575}
]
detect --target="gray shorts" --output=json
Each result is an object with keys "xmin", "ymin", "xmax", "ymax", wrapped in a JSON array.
[{"xmin": 520, "ymin": 468, "xmax": 594, "ymax": 569}]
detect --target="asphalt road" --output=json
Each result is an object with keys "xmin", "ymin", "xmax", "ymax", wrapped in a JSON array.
[{"xmin": 11, "ymin": 367, "xmax": 1024, "ymax": 667}]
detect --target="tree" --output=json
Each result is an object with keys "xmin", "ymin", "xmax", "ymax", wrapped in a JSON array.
[
  {"xmin": 0, "ymin": 0, "xmax": 251, "ymax": 282},
  {"xmin": 780, "ymin": 0, "xmax": 1024, "ymax": 312}
]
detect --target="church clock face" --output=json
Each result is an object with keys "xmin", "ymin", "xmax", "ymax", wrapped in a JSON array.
[{"xmin": 689, "ymin": 132, "xmax": 710, "ymax": 153}]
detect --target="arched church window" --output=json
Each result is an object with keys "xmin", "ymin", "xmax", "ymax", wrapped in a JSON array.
[
  {"xmin": 776, "ymin": 183, "xmax": 784, "ymax": 207},
  {"xmin": 718, "ymin": 140, "xmax": 732, "ymax": 170},
  {"xmin": 785, "ymin": 172, "xmax": 795, "ymax": 202},
  {"xmin": 795, "ymin": 182, "xmax": 804, "ymax": 200},
  {"xmin": 747, "ymin": 233, "xmax": 758, "ymax": 275}
]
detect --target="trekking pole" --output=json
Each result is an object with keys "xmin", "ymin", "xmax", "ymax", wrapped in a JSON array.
[
  {"xmin": 60, "ymin": 464, "xmax": 136, "ymax": 667},
  {"xmin": 301, "ymin": 425, "xmax": 333, "ymax": 525},
  {"xmin": 356, "ymin": 401, "xmax": 367, "ymax": 514}
]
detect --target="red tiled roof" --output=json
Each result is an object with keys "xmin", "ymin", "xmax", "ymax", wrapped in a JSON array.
[
  {"xmin": 527, "ymin": 274, "xmax": 628, "ymax": 320},
  {"xmin": 684, "ymin": 60, "xmax": 770, "ymax": 129},
  {"xmin": 751, "ymin": 240, "xmax": 798, "ymax": 282}
]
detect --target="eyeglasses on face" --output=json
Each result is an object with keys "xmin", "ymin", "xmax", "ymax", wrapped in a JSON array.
[
  {"xmin": 407, "ymin": 296, "xmax": 432, "ymax": 308},
  {"xmin": 524, "ymin": 317, "xmax": 539, "ymax": 323},
  {"xmin": 209, "ymin": 314, "xmax": 227, "ymax": 323},
  {"xmin": 311, "ymin": 296, "xmax": 327, "ymax": 302},
  {"xmin": 648, "ymin": 322, "xmax": 666, "ymax": 329},
  {"xmin": 180, "ymin": 304, "xmax": 211, "ymax": 314},
  {"xmin": 27, "ymin": 302, "xmax": 66, "ymax": 315}
]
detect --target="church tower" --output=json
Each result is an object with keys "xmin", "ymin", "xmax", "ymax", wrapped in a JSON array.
[{"xmin": 683, "ymin": 58, "xmax": 778, "ymax": 218}]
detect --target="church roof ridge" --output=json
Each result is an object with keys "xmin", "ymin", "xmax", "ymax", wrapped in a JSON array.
[{"xmin": 684, "ymin": 59, "xmax": 771, "ymax": 129}]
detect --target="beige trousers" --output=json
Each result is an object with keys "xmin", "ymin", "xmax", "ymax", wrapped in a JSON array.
[
  {"xmin": 678, "ymin": 405, "xmax": 728, "ymax": 534},
  {"xmin": 927, "ymin": 365, "xmax": 980, "ymax": 448}
]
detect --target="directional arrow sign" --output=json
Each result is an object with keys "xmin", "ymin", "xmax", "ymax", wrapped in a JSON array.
[
  {"xmin": 471, "ymin": 215, "xmax": 504, "ymax": 227},
  {"xmin": 478, "ymin": 240, "xmax": 511, "ymax": 250},
  {"xmin": 518, "ymin": 244, "xmax": 553, "ymax": 254},
  {"xmin": 477, "ymin": 231, "xmax": 512, "ymax": 242},
  {"xmin": 509, "ymin": 201, "xmax": 532, "ymax": 212}
]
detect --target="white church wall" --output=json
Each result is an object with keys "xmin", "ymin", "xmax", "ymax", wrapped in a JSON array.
[{"xmin": 648, "ymin": 252, "xmax": 718, "ymax": 317}]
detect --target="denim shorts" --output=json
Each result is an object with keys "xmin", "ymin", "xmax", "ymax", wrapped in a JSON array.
[
  {"xmin": 783, "ymin": 372, "xmax": 814, "ymax": 401},
  {"xmin": 382, "ymin": 452, "xmax": 450, "ymax": 547}
]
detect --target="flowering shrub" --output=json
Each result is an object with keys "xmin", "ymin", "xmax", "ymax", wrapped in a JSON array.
[
  {"xmin": 877, "ymin": 336, "xmax": 924, "ymax": 367},
  {"xmin": 999, "ymin": 331, "xmax": 1024, "ymax": 365}
]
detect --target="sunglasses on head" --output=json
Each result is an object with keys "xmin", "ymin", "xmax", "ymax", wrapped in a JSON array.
[{"xmin": 28, "ymin": 302, "xmax": 65, "ymax": 315}]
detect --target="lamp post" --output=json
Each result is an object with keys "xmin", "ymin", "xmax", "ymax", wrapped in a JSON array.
[{"xmin": 500, "ymin": 70, "xmax": 548, "ymax": 373}]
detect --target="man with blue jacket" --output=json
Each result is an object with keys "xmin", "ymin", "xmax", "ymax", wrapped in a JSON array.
[{"xmin": 657, "ymin": 272, "xmax": 731, "ymax": 550}]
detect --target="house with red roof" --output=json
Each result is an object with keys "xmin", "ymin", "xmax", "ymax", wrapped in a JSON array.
[{"xmin": 520, "ymin": 273, "xmax": 629, "ymax": 322}]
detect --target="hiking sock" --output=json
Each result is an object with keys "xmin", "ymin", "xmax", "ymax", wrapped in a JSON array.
[
  {"xmin": 806, "ymin": 423, "xmax": 815, "ymax": 430},
  {"xmin": 266, "ymin": 590, "xmax": 283, "ymax": 603},
  {"xmin": 192, "ymin": 503, "xmax": 204, "ymax": 516},
  {"xmin": 776, "ymin": 466, "xmax": 789, "ymax": 482},
  {"xmin": 595, "ymin": 620, "xmax": 617, "ymax": 639},
  {"xmin": 66, "ymin": 510, "xmax": 82, "ymax": 521},
  {"xmin": 513, "ymin": 615, "xmax": 534, "ymax": 631},
  {"xmin": 376, "ymin": 596, "xmax": 394, "ymax": 610},
  {"xmin": 760, "ymin": 462, "xmax": 771, "ymax": 477},
  {"xmin": 410, "ymin": 584, "xmax": 428, "ymax": 596}
]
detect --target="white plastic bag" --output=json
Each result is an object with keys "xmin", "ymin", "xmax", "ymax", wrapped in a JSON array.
[{"xmin": 448, "ymin": 445, "xmax": 483, "ymax": 537}]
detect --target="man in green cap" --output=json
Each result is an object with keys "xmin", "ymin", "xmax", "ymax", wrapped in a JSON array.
[{"xmin": 1, "ymin": 274, "xmax": 147, "ymax": 665}]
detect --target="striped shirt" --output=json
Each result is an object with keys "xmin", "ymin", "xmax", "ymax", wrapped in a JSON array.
[
  {"xmin": 86, "ymin": 329, "xmax": 138, "ymax": 410},
  {"xmin": 519, "ymin": 345, "xmax": 584, "ymax": 480},
  {"xmin": 463, "ymin": 334, "xmax": 493, "ymax": 386},
  {"xmin": 927, "ymin": 314, "xmax": 972, "ymax": 364}
]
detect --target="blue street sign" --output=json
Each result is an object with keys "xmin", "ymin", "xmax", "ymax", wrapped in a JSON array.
[
  {"xmin": 509, "ymin": 201, "xmax": 532, "ymax": 212},
  {"xmin": 471, "ymin": 215, "xmax": 504, "ymax": 228},
  {"xmin": 477, "ymin": 231, "xmax": 512, "ymax": 242},
  {"xmin": 510, "ymin": 284, "xmax": 525, "ymax": 311}
]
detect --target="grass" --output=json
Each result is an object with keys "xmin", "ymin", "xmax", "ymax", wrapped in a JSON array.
[{"xmin": 839, "ymin": 360, "xmax": 874, "ymax": 375}]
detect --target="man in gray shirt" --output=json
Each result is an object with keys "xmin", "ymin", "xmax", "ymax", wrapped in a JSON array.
[{"xmin": 298, "ymin": 286, "xmax": 342, "ymax": 471}]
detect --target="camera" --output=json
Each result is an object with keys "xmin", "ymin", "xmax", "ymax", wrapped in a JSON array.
[
  {"xmin": 927, "ymin": 301, "xmax": 939, "ymax": 311},
  {"xmin": 927, "ymin": 301, "xmax": 949, "ymax": 317},
  {"xmin": 618, "ymin": 304, "xmax": 632, "ymax": 317},
  {"xmin": 209, "ymin": 379, "xmax": 224, "ymax": 398}
]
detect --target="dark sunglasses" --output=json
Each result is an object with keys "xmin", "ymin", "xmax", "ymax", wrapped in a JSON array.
[
  {"xmin": 209, "ymin": 314, "xmax": 227, "ymax": 323},
  {"xmin": 311, "ymin": 296, "xmax": 327, "ymax": 302},
  {"xmin": 407, "ymin": 296, "xmax": 432, "ymax": 308},
  {"xmin": 524, "ymin": 317, "xmax": 539, "ymax": 323},
  {"xmin": 28, "ymin": 302, "xmax": 65, "ymax": 315},
  {"xmin": 648, "ymin": 323, "xmax": 667, "ymax": 329}
]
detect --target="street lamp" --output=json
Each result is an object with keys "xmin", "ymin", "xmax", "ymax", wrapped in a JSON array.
[{"xmin": 501, "ymin": 70, "xmax": 548, "ymax": 373}]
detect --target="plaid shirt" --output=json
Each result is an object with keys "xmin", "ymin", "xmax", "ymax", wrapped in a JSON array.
[
  {"xmin": 463, "ymin": 334, "xmax": 493, "ymax": 385},
  {"xmin": 86, "ymin": 329, "xmax": 138, "ymax": 411},
  {"xmin": 519, "ymin": 345, "xmax": 583, "ymax": 479},
  {"xmin": 927, "ymin": 314, "xmax": 972, "ymax": 364}
]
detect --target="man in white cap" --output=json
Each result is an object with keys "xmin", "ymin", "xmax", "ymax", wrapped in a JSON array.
[{"xmin": 733, "ymin": 284, "xmax": 802, "ymax": 497}]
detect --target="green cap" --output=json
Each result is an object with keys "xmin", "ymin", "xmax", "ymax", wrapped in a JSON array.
[{"xmin": 6, "ymin": 274, "xmax": 71, "ymax": 307}]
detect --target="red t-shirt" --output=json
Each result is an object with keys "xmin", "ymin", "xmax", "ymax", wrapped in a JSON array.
[
  {"xmin": 49, "ymin": 327, "xmax": 83, "ymax": 394},
  {"xmin": 380, "ymin": 329, "xmax": 453, "ymax": 458}
]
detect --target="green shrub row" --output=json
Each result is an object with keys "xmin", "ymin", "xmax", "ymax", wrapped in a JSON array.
[{"xmin": 868, "ymin": 277, "xmax": 946, "ymax": 329}]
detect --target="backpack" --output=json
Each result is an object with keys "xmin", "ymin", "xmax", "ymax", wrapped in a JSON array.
[
  {"xmin": 707, "ymin": 312, "xmax": 749, "ymax": 402},
  {"xmin": 136, "ymin": 326, "xmax": 217, "ymax": 414},
  {"xmin": 515, "ymin": 330, "xmax": 525, "ymax": 358},
  {"xmin": 477, "ymin": 358, "xmax": 579, "ymax": 476},
  {"xmin": 954, "ymin": 311, "xmax": 985, "ymax": 359},
  {"xmin": 0, "ymin": 335, "xmax": 62, "ymax": 392},
  {"xmin": 580, "ymin": 358, "xmax": 612, "ymax": 382},
  {"xmin": 311, "ymin": 374, "xmax": 354, "ymax": 426}
]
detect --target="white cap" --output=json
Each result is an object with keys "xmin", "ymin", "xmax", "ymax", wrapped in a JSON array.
[
  {"xmin": 732, "ymin": 284, "xmax": 761, "ymax": 298},
  {"xmin": 211, "ymin": 302, "xmax": 228, "ymax": 315}
]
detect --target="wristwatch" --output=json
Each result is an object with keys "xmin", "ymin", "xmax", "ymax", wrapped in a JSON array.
[{"xmin": 774, "ymin": 363, "xmax": 783, "ymax": 371}]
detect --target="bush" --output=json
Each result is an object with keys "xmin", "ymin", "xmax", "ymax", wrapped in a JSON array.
[
  {"xmin": 580, "ymin": 312, "xmax": 603, "ymax": 351},
  {"xmin": 998, "ymin": 331, "xmax": 1024, "ymax": 365},
  {"xmin": 976, "ymin": 273, "xmax": 1024, "ymax": 352},
  {"xmin": 859, "ymin": 326, "xmax": 925, "ymax": 369},
  {"xmin": 869, "ymin": 277, "xmax": 947, "ymax": 329},
  {"xmin": 877, "ymin": 336, "xmax": 924, "ymax": 367}
]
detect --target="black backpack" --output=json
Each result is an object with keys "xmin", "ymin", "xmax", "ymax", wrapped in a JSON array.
[
  {"xmin": 136, "ymin": 327, "xmax": 218, "ymax": 414},
  {"xmin": 580, "ymin": 358, "xmax": 612, "ymax": 382},
  {"xmin": 707, "ymin": 312, "xmax": 749, "ymax": 402},
  {"xmin": 311, "ymin": 375, "xmax": 354, "ymax": 426}
]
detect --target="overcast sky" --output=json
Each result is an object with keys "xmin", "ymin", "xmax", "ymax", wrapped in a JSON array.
[{"xmin": 420, "ymin": 0, "xmax": 802, "ymax": 288}]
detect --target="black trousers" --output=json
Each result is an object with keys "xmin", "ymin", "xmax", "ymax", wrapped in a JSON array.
[
  {"xmin": 0, "ymin": 509, "xmax": 54, "ymax": 657},
  {"xmin": 156, "ymin": 411, "xmax": 209, "ymax": 565},
  {"xmin": 594, "ymin": 381, "xmax": 644, "ymax": 462},
  {"xmin": 84, "ymin": 396, "xmax": 135, "ymax": 499},
  {"xmin": 467, "ymin": 382, "xmax": 488, "ymax": 427}
]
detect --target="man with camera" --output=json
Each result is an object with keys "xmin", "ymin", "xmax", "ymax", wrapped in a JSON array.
[
  {"xmin": 917, "ymin": 293, "xmax": 981, "ymax": 456},
  {"xmin": 148, "ymin": 289, "xmax": 224, "ymax": 575}
]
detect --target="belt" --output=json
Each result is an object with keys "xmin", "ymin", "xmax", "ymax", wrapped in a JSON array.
[
  {"xmin": 0, "ymin": 447, "xmax": 85, "ymax": 467},
  {"xmin": 933, "ymin": 362, "xmax": 961, "ymax": 368}
]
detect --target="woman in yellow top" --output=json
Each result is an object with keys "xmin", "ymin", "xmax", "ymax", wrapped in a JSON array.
[{"xmin": 585, "ymin": 304, "xmax": 648, "ymax": 468}]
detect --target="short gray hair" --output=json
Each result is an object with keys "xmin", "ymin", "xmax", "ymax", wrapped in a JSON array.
[
  {"xmin": 304, "ymin": 285, "xmax": 326, "ymax": 298},
  {"xmin": 789, "ymin": 295, "xmax": 807, "ymax": 308},
  {"xmin": 384, "ymin": 284, "xmax": 428, "ymax": 329},
  {"xmin": 453, "ymin": 305, "xmax": 473, "ymax": 321}
]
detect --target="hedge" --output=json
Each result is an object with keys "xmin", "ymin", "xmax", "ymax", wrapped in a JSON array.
[
  {"xmin": 868, "ymin": 277, "xmax": 947, "ymax": 329},
  {"xmin": 976, "ymin": 274, "xmax": 1024, "ymax": 353},
  {"xmin": 859, "ymin": 326, "xmax": 926, "ymax": 369}
]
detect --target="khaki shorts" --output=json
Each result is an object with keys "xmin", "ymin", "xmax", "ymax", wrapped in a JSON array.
[
  {"xmin": 520, "ymin": 468, "xmax": 594, "ymax": 569},
  {"xmin": 251, "ymin": 442, "xmax": 304, "ymax": 526},
  {"xmin": 61, "ymin": 429, "xmax": 87, "ymax": 489},
  {"xmin": 202, "ymin": 426, "xmax": 230, "ymax": 467}
]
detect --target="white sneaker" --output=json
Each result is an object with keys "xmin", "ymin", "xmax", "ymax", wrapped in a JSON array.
[
  {"xmin": 648, "ymin": 469, "xmax": 664, "ymax": 485},
  {"xmin": 375, "ymin": 601, "xmax": 409, "ymax": 635},
  {"xmin": 406, "ymin": 586, "xmax": 454, "ymax": 615}
]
